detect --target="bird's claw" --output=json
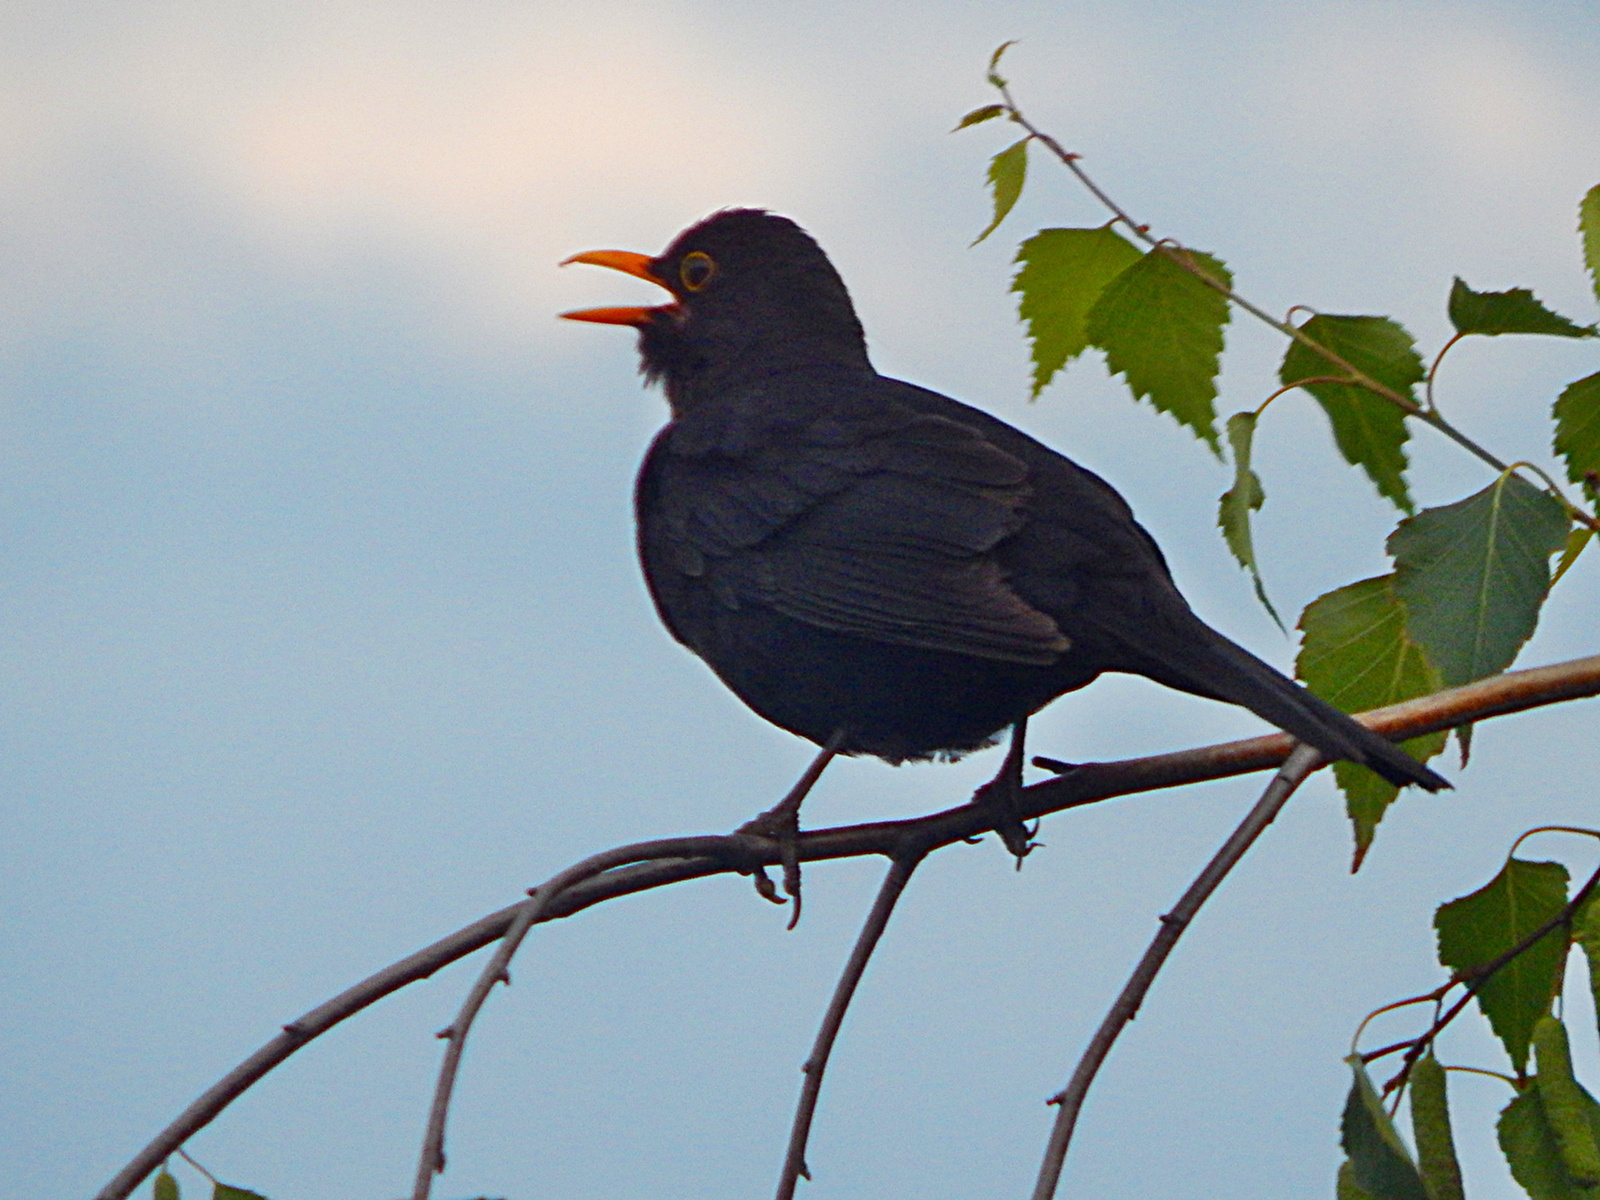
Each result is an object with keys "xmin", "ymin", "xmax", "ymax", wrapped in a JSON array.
[
  {"xmin": 749, "ymin": 864, "xmax": 787, "ymax": 906},
  {"xmin": 972, "ymin": 776, "xmax": 1037, "ymax": 864},
  {"xmin": 736, "ymin": 803, "xmax": 804, "ymax": 928}
]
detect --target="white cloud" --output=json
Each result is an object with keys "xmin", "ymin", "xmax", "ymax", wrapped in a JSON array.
[{"xmin": 0, "ymin": 2, "xmax": 836, "ymax": 352}]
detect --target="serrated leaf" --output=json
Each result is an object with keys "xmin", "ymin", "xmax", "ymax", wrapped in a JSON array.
[
  {"xmin": 1296, "ymin": 576, "xmax": 1446, "ymax": 862},
  {"xmin": 1086, "ymin": 246, "xmax": 1230, "ymax": 453},
  {"xmin": 1535, "ymin": 1015, "xmax": 1600, "ymax": 1184},
  {"xmin": 1499, "ymin": 1085, "xmax": 1600, "ymax": 1200},
  {"xmin": 1410, "ymin": 1053, "xmax": 1465, "ymax": 1200},
  {"xmin": 154, "ymin": 1167, "xmax": 180, "ymax": 1200},
  {"xmin": 1217, "ymin": 410, "xmax": 1283, "ymax": 627},
  {"xmin": 1342, "ymin": 1057, "xmax": 1430, "ymax": 1200},
  {"xmin": 1553, "ymin": 527, "xmax": 1594, "ymax": 586},
  {"xmin": 1013, "ymin": 226, "xmax": 1142, "ymax": 396},
  {"xmin": 1554, "ymin": 371, "xmax": 1600, "ymax": 500},
  {"xmin": 1581, "ymin": 184, "xmax": 1600, "ymax": 304},
  {"xmin": 954, "ymin": 103, "xmax": 1006, "ymax": 131},
  {"xmin": 987, "ymin": 40, "xmax": 1016, "ymax": 87},
  {"xmin": 973, "ymin": 138, "xmax": 1028, "ymax": 246},
  {"xmin": 1448, "ymin": 278, "xmax": 1598, "ymax": 338},
  {"xmin": 1435, "ymin": 858, "xmax": 1569, "ymax": 1073},
  {"xmin": 1281, "ymin": 315, "xmax": 1423, "ymax": 513},
  {"xmin": 1389, "ymin": 473, "xmax": 1571, "ymax": 689}
]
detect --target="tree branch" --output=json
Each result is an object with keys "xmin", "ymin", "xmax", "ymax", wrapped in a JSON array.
[
  {"xmin": 775, "ymin": 851, "xmax": 927, "ymax": 1200},
  {"xmin": 1030, "ymin": 743, "xmax": 1324, "ymax": 1200},
  {"xmin": 95, "ymin": 652, "xmax": 1600, "ymax": 1200}
]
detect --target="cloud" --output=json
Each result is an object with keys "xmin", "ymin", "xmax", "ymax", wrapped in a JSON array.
[{"xmin": 0, "ymin": 2, "xmax": 833, "ymax": 353}]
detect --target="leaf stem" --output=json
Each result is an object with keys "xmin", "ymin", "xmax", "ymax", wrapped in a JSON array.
[{"xmin": 1425, "ymin": 332, "xmax": 1465, "ymax": 415}]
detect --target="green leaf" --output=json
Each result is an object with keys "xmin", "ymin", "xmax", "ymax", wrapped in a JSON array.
[
  {"xmin": 973, "ymin": 138, "xmax": 1028, "ymax": 246},
  {"xmin": 1389, "ymin": 473, "xmax": 1571, "ymax": 688},
  {"xmin": 1581, "ymin": 184, "xmax": 1600, "ymax": 304},
  {"xmin": 1553, "ymin": 527, "xmax": 1595, "ymax": 586},
  {"xmin": 1280, "ymin": 315, "xmax": 1423, "ymax": 513},
  {"xmin": 154, "ymin": 1167, "xmax": 180, "ymax": 1200},
  {"xmin": 213, "ymin": 1185, "xmax": 270, "ymax": 1200},
  {"xmin": 1435, "ymin": 857, "xmax": 1570, "ymax": 1073},
  {"xmin": 1410, "ymin": 1053, "xmax": 1466, "ymax": 1200},
  {"xmin": 1554, "ymin": 371, "xmax": 1600, "ymax": 500},
  {"xmin": 1499, "ymin": 1085, "xmax": 1600, "ymax": 1200},
  {"xmin": 1573, "ymin": 895, "xmax": 1600, "ymax": 1066},
  {"xmin": 1340, "ymin": 1160, "xmax": 1380, "ymax": 1200},
  {"xmin": 1448, "ymin": 278, "xmax": 1597, "ymax": 338},
  {"xmin": 987, "ymin": 40, "xmax": 1017, "ymax": 87},
  {"xmin": 1296, "ymin": 576, "xmax": 1446, "ymax": 863},
  {"xmin": 954, "ymin": 103, "xmax": 1006, "ymax": 131},
  {"xmin": 1013, "ymin": 226, "xmax": 1142, "ymax": 396},
  {"xmin": 1217, "ymin": 410, "xmax": 1283, "ymax": 627},
  {"xmin": 1342, "ymin": 1057, "xmax": 1430, "ymax": 1200},
  {"xmin": 1086, "ymin": 246, "xmax": 1231, "ymax": 453},
  {"xmin": 1535, "ymin": 1015, "xmax": 1600, "ymax": 1184},
  {"xmin": 1340, "ymin": 1160, "xmax": 1378, "ymax": 1200}
]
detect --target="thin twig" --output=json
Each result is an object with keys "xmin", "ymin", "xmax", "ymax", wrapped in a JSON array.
[
  {"xmin": 1030, "ymin": 742, "xmax": 1324, "ymax": 1200},
  {"xmin": 775, "ymin": 850, "xmax": 928, "ymax": 1200},
  {"xmin": 410, "ymin": 840, "xmax": 742, "ymax": 1198},
  {"xmin": 95, "ymin": 653, "xmax": 1600, "ymax": 1200}
]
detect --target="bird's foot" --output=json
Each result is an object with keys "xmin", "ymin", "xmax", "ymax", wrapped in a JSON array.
[
  {"xmin": 736, "ymin": 798, "xmax": 804, "ymax": 926},
  {"xmin": 972, "ymin": 776, "xmax": 1038, "ymax": 865},
  {"xmin": 733, "ymin": 733, "xmax": 845, "ymax": 929},
  {"xmin": 974, "ymin": 720, "xmax": 1039, "ymax": 867}
]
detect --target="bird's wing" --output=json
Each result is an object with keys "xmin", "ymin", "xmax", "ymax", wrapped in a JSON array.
[{"xmin": 649, "ymin": 406, "xmax": 1069, "ymax": 666}]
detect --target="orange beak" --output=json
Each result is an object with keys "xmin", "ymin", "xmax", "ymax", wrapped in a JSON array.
[{"xmin": 559, "ymin": 249, "xmax": 675, "ymax": 327}]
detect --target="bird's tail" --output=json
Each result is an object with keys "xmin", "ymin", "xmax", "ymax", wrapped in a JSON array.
[{"xmin": 1131, "ymin": 619, "xmax": 1450, "ymax": 792}]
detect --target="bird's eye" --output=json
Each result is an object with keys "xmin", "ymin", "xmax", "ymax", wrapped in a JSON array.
[{"xmin": 679, "ymin": 251, "xmax": 716, "ymax": 292}]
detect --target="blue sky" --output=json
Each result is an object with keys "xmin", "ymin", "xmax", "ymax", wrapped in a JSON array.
[{"xmin": 5, "ymin": 3, "xmax": 1600, "ymax": 1197}]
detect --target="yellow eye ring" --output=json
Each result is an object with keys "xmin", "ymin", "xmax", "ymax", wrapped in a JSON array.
[{"xmin": 679, "ymin": 251, "xmax": 716, "ymax": 292}]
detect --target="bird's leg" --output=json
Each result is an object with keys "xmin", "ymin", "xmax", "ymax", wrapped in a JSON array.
[
  {"xmin": 973, "ymin": 719, "xmax": 1037, "ymax": 865},
  {"xmin": 736, "ymin": 729, "xmax": 846, "ymax": 928}
]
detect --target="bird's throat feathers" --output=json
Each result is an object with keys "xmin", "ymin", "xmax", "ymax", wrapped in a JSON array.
[{"xmin": 637, "ymin": 307, "xmax": 869, "ymax": 414}]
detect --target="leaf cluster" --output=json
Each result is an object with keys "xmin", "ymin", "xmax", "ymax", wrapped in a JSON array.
[
  {"xmin": 1342, "ymin": 845, "xmax": 1600, "ymax": 1200},
  {"xmin": 958, "ymin": 60, "xmax": 1600, "ymax": 862}
]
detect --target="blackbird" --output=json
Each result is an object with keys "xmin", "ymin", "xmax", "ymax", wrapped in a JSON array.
[{"xmin": 562, "ymin": 209, "xmax": 1448, "ymax": 835}]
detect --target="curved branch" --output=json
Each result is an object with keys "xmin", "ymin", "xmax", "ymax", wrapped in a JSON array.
[
  {"xmin": 1030, "ymin": 743, "xmax": 1324, "ymax": 1200},
  {"xmin": 95, "ymin": 653, "xmax": 1600, "ymax": 1200}
]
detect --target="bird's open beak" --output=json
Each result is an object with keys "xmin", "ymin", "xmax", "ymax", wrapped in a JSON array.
[{"xmin": 559, "ymin": 250, "xmax": 675, "ymax": 327}]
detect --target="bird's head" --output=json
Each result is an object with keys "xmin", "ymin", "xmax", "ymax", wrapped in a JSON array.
[{"xmin": 561, "ymin": 209, "xmax": 869, "ymax": 410}]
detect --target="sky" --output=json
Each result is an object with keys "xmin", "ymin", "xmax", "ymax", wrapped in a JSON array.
[{"xmin": 5, "ymin": 2, "xmax": 1600, "ymax": 1198}]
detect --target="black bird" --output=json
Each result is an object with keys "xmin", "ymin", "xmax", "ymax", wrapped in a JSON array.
[{"xmin": 562, "ymin": 209, "xmax": 1447, "ymax": 852}]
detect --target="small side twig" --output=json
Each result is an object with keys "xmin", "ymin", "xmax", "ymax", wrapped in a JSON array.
[
  {"xmin": 409, "ymin": 836, "xmax": 774, "ymax": 1199},
  {"xmin": 775, "ymin": 849, "xmax": 928, "ymax": 1200},
  {"xmin": 1030, "ymin": 742, "xmax": 1324, "ymax": 1200}
]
